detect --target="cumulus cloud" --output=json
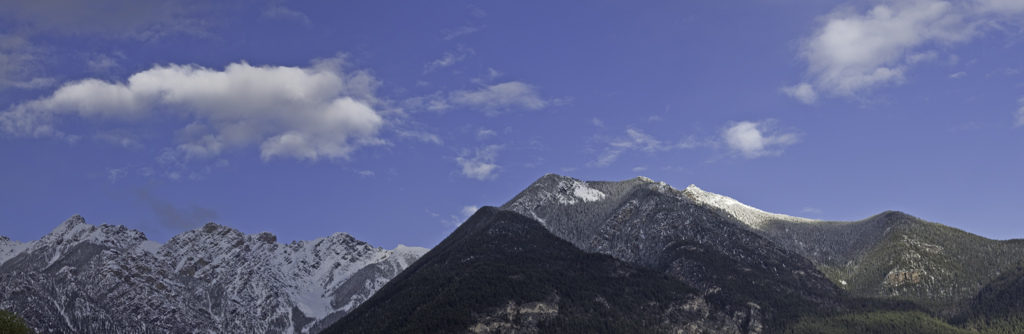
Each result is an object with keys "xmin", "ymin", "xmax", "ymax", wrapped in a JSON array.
[
  {"xmin": 788, "ymin": 0, "xmax": 1024, "ymax": 101},
  {"xmin": 594, "ymin": 128, "xmax": 699, "ymax": 167},
  {"xmin": 449, "ymin": 81, "xmax": 549, "ymax": 113},
  {"xmin": 456, "ymin": 145, "xmax": 501, "ymax": 180},
  {"xmin": 0, "ymin": 58, "xmax": 386, "ymax": 161},
  {"xmin": 722, "ymin": 120, "xmax": 799, "ymax": 158}
]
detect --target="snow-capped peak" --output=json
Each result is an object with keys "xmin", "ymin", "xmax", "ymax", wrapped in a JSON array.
[
  {"xmin": 36, "ymin": 215, "xmax": 149, "ymax": 252},
  {"xmin": 0, "ymin": 235, "xmax": 27, "ymax": 265},
  {"xmin": 682, "ymin": 184, "xmax": 818, "ymax": 229},
  {"xmin": 49, "ymin": 214, "xmax": 87, "ymax": 235}
]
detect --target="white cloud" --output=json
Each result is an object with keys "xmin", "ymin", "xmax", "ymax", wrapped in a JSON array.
[
  {"xmin": 1016, "ymin": 98, "xmax": 1024, "ymax": 127},
  {"xmin": 396, "ymin": 130, "xmax": 443, "ymax": 145},
  {"xmin": 949, "ymin": 71, "xmax": 967, "ymax": 79},
  {"xmin": 404, "ymin": 80, "xmax": 554, "ymax": 114},
  {"xmin": 591, "ymin": 118, "xmax": 605, "ymax": 127},
  {"xmin": 442, "ymin": 26, "xmax": 481, "ymax": 40},
  {"xmin": 783, "ymin": 83, "xmax": 818, "ymax": 104},
  {"xmin": 456, "ymin": 145, "xmax": 501, "ymax": 180},
  {"xmin": 449, "ymin": 81, "xmax": 548, "ymax": 113},
  {"xmin": 87, "ymin": 53, "xmax": 122, "ymax": 73},
  {"xmin": 262, "ymin": 5, "xmax": 311, "ymax": 26},
  {"xmin": 594, "ymin": 128, "xmax": 698, "ymax": 167},
  {"xmin": 460, "ymin": 205, "xmax": 479, "ymax": 218},
  {"xmin": 788, "ymin": 0, "xmax": 1024, "ymax": 101},
  {"xmin": 0, "ymin": 34, "xmax": 54, "ymax": 90},
  {"xmin": 0, "ymin": 58, "xmax": 386, "ymax": 161},
  {"xmin": 95, "ymin": 132, "xmax": 143, "ymax": 149},
  {"xmin": 424, "ymin": 46, "xmax": 473, "ymax": 73},
  {"xmin": 722, "ymin": 120, "xmax": 799, "ymax": 158},
  {"xmin": 906, "ymin": 51, "xmax": 939, "ymax": 64},
  {"xmin": 107, "ymin": 168, "xmax": 127, "ymax": 182},
  {"xmin": 442, "ymin": 205, "xmax": 480, "ymax": 227},
  {"xmin": 477, "ymin": 128, "xmax": 497, "ymax": 139}
]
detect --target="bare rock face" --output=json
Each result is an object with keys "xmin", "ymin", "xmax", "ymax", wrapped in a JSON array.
[
  {"xmin": 0, "ymin": 216, "xmax": 427, "ymax": 334},
  {"xmin": 885, "ymin": 268, "xmax": 927, "ymax": 288},
  {"xmin": 468, "ymin": 297, "xmax": 560, "ymax": 334}
]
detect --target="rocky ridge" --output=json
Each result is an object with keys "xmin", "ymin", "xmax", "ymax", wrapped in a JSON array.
[{"xmin": 0, "ymin": 216, "xmax": 427, "ymax": 334}]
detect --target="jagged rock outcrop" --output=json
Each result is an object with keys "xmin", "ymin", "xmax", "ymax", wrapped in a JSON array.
[{"xmin": 0, "ymin": 215, "xmax": 427, "ymax": 334}]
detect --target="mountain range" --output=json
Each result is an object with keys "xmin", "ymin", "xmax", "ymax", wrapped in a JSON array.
[
  {"xmin": 330, "ymin": 174, "xmax": 1024, "ymax": 333},
  {"xmin": 0, "ymin": 216, "xmax": 427, "ymax": 333},
  {"xmin": 4, "ymin": 174, "xmax": 1023, "ymax": 333}
]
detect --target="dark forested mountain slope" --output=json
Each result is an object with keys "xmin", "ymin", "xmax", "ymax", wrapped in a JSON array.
[
  {"xmin": 959, "ymin": 262, "xmax": 1024, "ymax": 333},
  {"xmin": 325, "ymin": 207, "xmax": 763, "ymax": 334}
]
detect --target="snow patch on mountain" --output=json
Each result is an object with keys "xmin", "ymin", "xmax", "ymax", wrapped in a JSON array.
[
  {"xmin": 682, "ymin": 184, "xmax": 818, "ymax": 229},
  {"xmin": 570, "ymin": 180, "xmax": 606, "ymax": 203},
  {"xmin": 0, "ymin": 236, "xmax": 28, "ymax": 265},
  {"xmin": 549, "ymin": 179, "xmax": 606, "ymax": 205}
]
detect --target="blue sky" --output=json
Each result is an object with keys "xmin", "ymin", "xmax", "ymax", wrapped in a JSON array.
[{"xmin": 2, "ymin": 0, "xmax": 1023, "ymax": 249}]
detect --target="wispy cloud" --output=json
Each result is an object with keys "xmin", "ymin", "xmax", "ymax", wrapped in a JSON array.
[
  {"xmin": 477, "ymin": 128, "xmax": 497, "ymax": 140},
  {"xmin": 1016, "ymin": 98, "xmax": 1024, "ymax": 127},
  {"xmin": 424, "ymin": 46, "xmax": 474, "ymax": 73},
  {"xmin": 442, "ymin": 205, "xmax": 479, "ymax": 227},
  {"xmin": 441, "ymin": 26, "xmax": 482, "ymax": 40},
  {"xmin": 449, "ymin": 81, "xmax": 550, "ymax": 114},
  {"xmin": 782, "ymin": 83, "xmax": 817, "ymax": 104},
  {"xmin": 593, "ymin": 128, "xmax": 699, "ymax": 167},
  {"xmin": 396, "ymin": 130, "xmax": 443, "ymax": 145},
  {"xmin": 0, "ymin": 34, "xmax": 55, "ymax": 90},
  {"xmin": 456, "ymin": 145, "xmax": 501, "ymax": 180},
  {"xmin": 262, "ymin": 5, "xmax": 312, "ymax": 26}
]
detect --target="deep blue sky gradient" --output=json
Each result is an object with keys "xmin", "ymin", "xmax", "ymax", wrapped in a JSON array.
[{"xmin": 2, "ymin": 0, "xmax": 1023, "ymax": 248}]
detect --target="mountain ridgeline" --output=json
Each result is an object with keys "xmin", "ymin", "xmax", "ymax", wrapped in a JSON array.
[
  {"xmin": 3, "ymin": 174, "xmax": 1022, "ymax": 333},
  {"xmin": 0, "ymin": 217, "xmax": 427, "ymax": 334},
  {"xmin": 331, "ymin": 174, "xmax": 1024, "ymax": 333}
]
